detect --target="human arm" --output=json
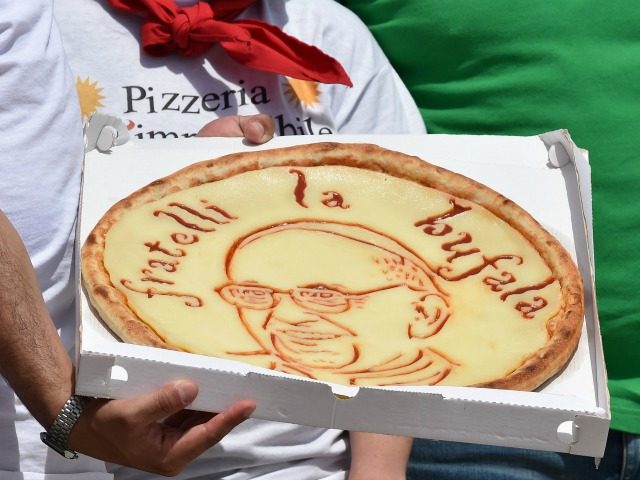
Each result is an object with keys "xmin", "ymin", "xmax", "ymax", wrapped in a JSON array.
[
  {"xmin": 0, "ymin": 209, "xmax": 77, "ymax": 430},
  {"xmin": 348, "ymin": 432, "xmax": 412, "ymax": 480}
]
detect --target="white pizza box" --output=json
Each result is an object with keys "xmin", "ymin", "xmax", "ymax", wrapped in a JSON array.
[{"xmin": 75, "ymin": 131, "xmax": 609, "ymax": 459}]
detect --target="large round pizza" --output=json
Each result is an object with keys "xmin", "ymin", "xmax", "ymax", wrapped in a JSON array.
[{"xmin": 81, "ymin": 142, "xmax": 584, "ymax": 390}]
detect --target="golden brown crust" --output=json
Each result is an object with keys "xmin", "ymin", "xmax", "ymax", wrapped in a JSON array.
[{"xmin": 81, "ymin": 142, "xmax": 584, "ymax": 390}]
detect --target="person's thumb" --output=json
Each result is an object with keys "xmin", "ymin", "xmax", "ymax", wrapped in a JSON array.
[{"xmin": 129, "ymin": 380, "xmax": 199, "ymax": 425}]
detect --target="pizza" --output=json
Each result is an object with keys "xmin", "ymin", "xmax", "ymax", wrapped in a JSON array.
[{"xmin": 81, "ymin": 142, "xmax": 584, "ymax": 390}]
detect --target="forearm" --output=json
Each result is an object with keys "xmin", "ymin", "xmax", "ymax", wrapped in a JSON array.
[
  {"xmin": 0, "ymin": 210, "xmax": 74, "ymax": 429},
  {"xmin": 348, "ymin": 431, "xmax": 412, "ymax": 480}
]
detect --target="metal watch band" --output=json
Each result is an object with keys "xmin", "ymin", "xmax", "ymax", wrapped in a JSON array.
[{"xmin": 40, "ymin": 394, "xmax": 92, "ymax": 459}]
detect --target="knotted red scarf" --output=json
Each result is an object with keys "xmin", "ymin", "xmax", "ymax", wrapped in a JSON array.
[{"xmin": 108, "ymin": 0, "xmax": 352, "ymax": 86}]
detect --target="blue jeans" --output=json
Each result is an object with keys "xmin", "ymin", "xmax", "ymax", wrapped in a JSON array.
[{"xmin": 408, "ymin": 430, "xmax": 640, "ymax": 480}]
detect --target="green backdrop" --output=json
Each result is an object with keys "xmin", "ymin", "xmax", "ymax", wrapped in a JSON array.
[{"xmin": 342, "ymin": 0, "xmax": 640, "ymax": 433}]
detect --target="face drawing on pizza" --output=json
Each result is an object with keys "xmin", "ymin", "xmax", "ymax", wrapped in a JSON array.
[
  {"xmin": 217, "ymin": 221, "xmax": 454, "ymax": 386},
  {"xmin": 81, "ymin": 142, "xmax": 584, "ymax": 391}
]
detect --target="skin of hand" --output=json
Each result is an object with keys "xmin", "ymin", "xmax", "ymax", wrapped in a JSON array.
[
  {"xmin": 197, "ymin": 114, "xmax": 275, "ymax": 144},
  {"xmin": 347, "ymin": 432, "xmax": 412, "ymax": 480},
  {"xmin": 69, "ymin": 382, "xmax": 256, "ymax": 476}
]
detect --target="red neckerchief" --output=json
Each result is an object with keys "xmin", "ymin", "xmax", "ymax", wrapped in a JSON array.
[{"xmin": 108, "ymin": 0, "xmax": 353, "ymax": 86}]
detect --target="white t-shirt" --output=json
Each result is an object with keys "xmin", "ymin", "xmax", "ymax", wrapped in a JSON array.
[
  {"xmin": 0, "ymin": 0, "xmax": 82, "ymax": 349},
  {"xmin": 0, "ymin": 1, "xmax": 111, "ymax": 478},
  {"xmin": 54, "ymin": 0, "xmax": 425, "ymax": 139},
  {"xmin": 52, "ymin": 1, "xmax": 426, "ymax": 479}
]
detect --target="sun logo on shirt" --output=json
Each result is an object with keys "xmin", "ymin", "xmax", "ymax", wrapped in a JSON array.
[
  {"xmin": 284, "ymin": 78, "xmax": 321, "ymax": 107},
  {"xmin": 76, "ymin": 77, "xmax": 105, "ymax": 120}
]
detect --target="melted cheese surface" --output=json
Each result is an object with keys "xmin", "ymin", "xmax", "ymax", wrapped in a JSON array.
[{"xmin": 104, "ymin": 166, "xmax": 561, "ymax": 387}]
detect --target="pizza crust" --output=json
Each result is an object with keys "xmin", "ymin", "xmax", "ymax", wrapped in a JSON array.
[{"xmin": 81, "ymin": 142, "xmax": 584, "ymax": 391}]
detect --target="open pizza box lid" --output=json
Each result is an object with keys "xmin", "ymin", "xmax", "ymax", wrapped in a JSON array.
[{"xmin": 75, "ymin": 131, "xmax": 610, "ymax": 459}]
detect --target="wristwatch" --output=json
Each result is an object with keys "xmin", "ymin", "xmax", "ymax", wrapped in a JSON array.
[{"xmin": 40, "ymin": 395, "xmax": 92, "ymax": 459}]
